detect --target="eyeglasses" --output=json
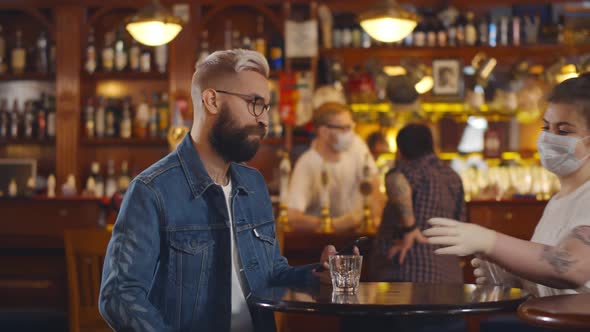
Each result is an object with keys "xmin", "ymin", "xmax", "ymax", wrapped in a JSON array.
[
  {"xmin": 324, "ymin": 123, "xmax": 355, "ymax": 132},
  {"xmin": 215, "ymin": 90, "xmax": 271, "ymax": 117}
]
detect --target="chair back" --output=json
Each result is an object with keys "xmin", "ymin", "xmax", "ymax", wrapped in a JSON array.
[{"xmin": 64, "ymin": 228, "xmax": 112, "ymax": 332}]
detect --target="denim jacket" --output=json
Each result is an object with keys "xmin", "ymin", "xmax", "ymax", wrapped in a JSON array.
[{"xmin": 99, "ymin": 134, "xmax": 318, "ymax": 332}]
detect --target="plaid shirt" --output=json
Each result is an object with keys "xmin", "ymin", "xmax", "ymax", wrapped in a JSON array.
[{"xmin": 370, "ymin": 154, "xmax": 465, "ymax": 283}]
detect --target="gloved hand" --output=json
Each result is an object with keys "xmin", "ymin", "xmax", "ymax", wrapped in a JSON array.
[
  {"xmin": 472, "ymin": 257, "xmax": 520, "ymax": 287},
  {"xmin": 423, "ymin": 218, "xmax": 496, "ymax": 256}
]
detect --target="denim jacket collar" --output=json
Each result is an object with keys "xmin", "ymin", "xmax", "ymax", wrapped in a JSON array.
[{"xmin": 177, "ymin": 133, "xmax": 251, "ymax": 198}]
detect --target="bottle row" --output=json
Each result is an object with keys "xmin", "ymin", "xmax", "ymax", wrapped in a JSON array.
[
  {"xmin": 85, "ymin": 27, "xmax": 168, "ymax": 74},
  {"xmin": 0, "ymin": 94, "xmax": 56, "ymax": 141},
  {"xmin": 83, "ymin": 160, "xmax": 132, "ymax": 198},
  {"xmin": 84, "ymin": 93, "xmax": 170, "ymax": 140},
  {"xmin": 198, "ymin": 16, "xmax": 283, "ymax": 71},
  {"xmin": 0, "ymin": 26, "xmax": 55, "ymax": 75},
  {"xmin": 327, "ymin": 10, "xmax": 569, "ymax": 49}
]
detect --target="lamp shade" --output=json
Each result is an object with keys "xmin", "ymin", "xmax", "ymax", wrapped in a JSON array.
[
  {"xmin": 359, "ymin": 0, "xmax": 418, "ymax": 43},
  {"xmin": 125, "ymin": 0, "xmax": 183, "ymax": 46}
]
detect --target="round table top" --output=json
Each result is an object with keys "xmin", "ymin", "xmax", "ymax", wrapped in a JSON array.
[
  {"xmin": 518, "ymin": 294, "xmax": 590, "ymax": 330},
  {"xmin": 251, "ymin": 282, "xmax": 529, "ymax": 316}
]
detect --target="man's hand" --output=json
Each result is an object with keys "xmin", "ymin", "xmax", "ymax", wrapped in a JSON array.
[
  {"xmin": 387, "ymin": 228, "xmax": 428, "ymax": 264},
  {"xmin": 312, "ymin": 244, "xmax": 361, "ymax": 284},
  {"xmin": 312, "ymin": 245, "xmax": 337, "ymax": 284},
  {"xmin": 424, "ymin": 218, "xmax": 496, "ymax": 256}
]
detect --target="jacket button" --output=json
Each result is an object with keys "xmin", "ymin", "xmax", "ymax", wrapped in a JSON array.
[{"xmin": 190, "ymin": 240, "xmax": 197, "ymax": 248}]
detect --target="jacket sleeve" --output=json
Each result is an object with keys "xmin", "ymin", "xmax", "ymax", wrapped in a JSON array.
[
  {"xmin": 269, "ymin": 235, "xmax": 320, "ymax": 287},
  {"xmin": 99, "ymin": 180, "xmax": 173, "ymax": 332}
]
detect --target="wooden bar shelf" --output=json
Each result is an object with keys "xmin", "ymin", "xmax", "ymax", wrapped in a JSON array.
[
  {"xmin": 321, "ymin": 44, "xmax": 590, "ymax": 64},
  {"xmin": 0, "ymin": 73, "xmax": 56, "ymax": 81},
  {"xmin": 81, "ymin": 137, "xmax": 168, "ymax": 146},
  {"xmin": 0, "ymin": 138, "xmax": 56, "ymax": 145},
  {"xmin": 82, "ymin": 71, "xmax": 169, "ymax": 81}
]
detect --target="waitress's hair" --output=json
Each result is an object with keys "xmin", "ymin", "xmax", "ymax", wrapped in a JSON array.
[{"xmin": 547, "ymin": 73, "xmax": 590, "ymax": 128}]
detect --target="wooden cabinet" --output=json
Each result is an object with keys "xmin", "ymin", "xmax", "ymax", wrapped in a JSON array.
[{"xmin": 468, "ymin": 200, "xmax": 546, "ymax": 240}]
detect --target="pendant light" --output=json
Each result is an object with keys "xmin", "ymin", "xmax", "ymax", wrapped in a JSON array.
[
  {"xmin": 358, "ymin": 0, "xmax": 419, "ymax": 43},
  {"xmin": 125, "ymin": 0, "xmax": 183, "ymax": 46}
]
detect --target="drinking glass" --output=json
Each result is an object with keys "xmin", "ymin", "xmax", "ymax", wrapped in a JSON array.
[{"xmin": 329, "ymin": 255, "xmax": 362, "ymax": 293}]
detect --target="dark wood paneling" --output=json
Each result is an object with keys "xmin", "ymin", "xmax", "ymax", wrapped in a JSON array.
[{"xmin": 55, "ymin": 5, "xmax": 82, "ymax": 187}]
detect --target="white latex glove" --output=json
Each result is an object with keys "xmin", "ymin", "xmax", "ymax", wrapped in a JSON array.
[
  {"xmin": 423, "ymin": 218, "xmax": 496, "ymax": 256},
  {"xmin": 472, "ymin": 257, "xmax": 520, "ymax": 287}
]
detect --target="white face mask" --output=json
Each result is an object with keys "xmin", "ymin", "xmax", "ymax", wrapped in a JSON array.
[
  {"xmin": 537, "ymin": 131, "xmax": 590, "ymax": 177},
  {"xmin": 331, "ymin": 131, "xmax": 354, "ymax": 152}
]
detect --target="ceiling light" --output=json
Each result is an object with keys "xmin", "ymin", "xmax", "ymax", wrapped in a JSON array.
[
  {"xmin": 125, "ymin": 0, "xmax": 183, "ymax": 46},
  {"xmin": 359, "ymin": 0, "xmax": 419, "ymax": 43}
]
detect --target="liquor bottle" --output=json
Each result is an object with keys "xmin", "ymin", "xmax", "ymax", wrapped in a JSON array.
[
  {"xmin": 158, "ymin": 92, "xmax": 169, "ymax": 138},
  {"xmin": 120, "ymin": 97, "xmax": 132, "ymax": 139},
  {"xmin": 85, "ymin": 97, "xmax": 95, "ymax": 138},
  {"xmin": 114, "ymin": 27, "xmax": 127, "ymax": 72},
  {"xmin": 0, "ymin": 25, "xmax": 7, "ymax": 75},
  {"xmin": 499, "ymin": 16, "xmax": 509, "ymax": 46},
  {"xmin": 23, "ymin": 101, "xmax": 34, "ymax": 139},
  {"xmin": 455, "ymin": 14, "xmax": 466, "ymax": 46},
  {"xmin": 134, "ymin": 94, "xmax": 149, "ymax": 138},
  {"xmin": 37, "ymin": 95, "xmax": 47, "ymax": 140},
  {"xmin": 11, "ymin": 29, "xmax": 26, "ymax": 74},
  {"xmin": 85, "ymin": 28, "xmax": 97, "ymax": 74},
  {"xmin": 478, "ymin": 16, "xmax": 488, "ymax": 46},
  {"xmin": 105, "ymin": 159, "xmax": 118, "ymax": 198},
  {"xmin": 198, "ymin": 30, "xmax": 209, "ymax": 64},
  {"xmin": 254, "ymin": 16, "xmax": 266, "ymax": 55},
  {"xmin": 129, "ymin": 39, "xmax": 140, "ymax": 71},
  {"xmin": 426, "ymin": 18, "xmax": 437, "ymax": 47},
  {"xmin": 105, "ymin": 98, "xmax": 116, "ymax": 137},
  {"xmin": 10, "ymin": 99, "xmax": 19, "ymax": 138},
  {"xmin": 0, "ymin": 99, "xmax": 7, "ymax": 138},
  {"xmin": 465, "ymin": 12, "xmax": 477, "ymax": 46},
  {"xmin": 140, "ymin": 48, "xmax": 151, "ymax": 72},
  {"xmin": 224, "ymin": 20, "xmax": 232, "ymax": 49},
  {"xmin": 436, "ymin": 19, "xmax": 448, "ymax": 47},
  {"xmin": 269, "ymin": 35, "xmax": 283, "ymax": 70},
  {"xmin": 36, "ymin": 31, "xmax": 49, "ymax": 74},
  {"xmin": 512, "ymin": 16, "xmax": 521, "ymax": 46},
  {"xmin": 90, "ymin": 162, "xmax": 104, "ymax": 198},
  {"xmin": 149, "ymin": 94, "xmax": 159, "ymax": 138},
  {"xmin": 488, "ymin": 19, "xmax": 498, "ymax": 47},
  {"xmin": 413, "ymin": 21, "xmax": 426, "ymax": 47},
  {"xmin": 46, "ymin": 95, "xmax": 56, "ymax": 139},
  {"xmin": 118, "ymin": 160, "xmax": 131, "ymax": 192},
  {"xmin": 232, "ymin": 30, "xmax": 241, "ymax": 50},
  {"xmin": 95, "ymin": 97, "xmax": 106, "ymax": 138},
  {"xmin": 102, "ymin": 32, "xmax": 115, "ymax": 72},
  {"xmin": 154, "ymin": 45, "xmax": 167, "ymax": 73}
]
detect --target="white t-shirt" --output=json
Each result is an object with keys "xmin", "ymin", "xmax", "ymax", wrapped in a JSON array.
[
  {"xmin": 530, "ymin": 179, "xmax": 590, "ymax": 297},
  {"xmin": 287, "ymin": 135, "xmax": 378, "ymax": 219},
  {"xmin": 221, "ymin": 180, "xmax": 254, "ymax": 332}
]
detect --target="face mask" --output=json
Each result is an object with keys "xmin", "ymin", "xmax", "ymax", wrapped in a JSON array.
[
  {"xmin": 331, "ymin": 131, "xmax": 354, "ymax": 152},
  {"xmin": 537, "ymin": 131, "xmax": 590, "ymax": 177}
]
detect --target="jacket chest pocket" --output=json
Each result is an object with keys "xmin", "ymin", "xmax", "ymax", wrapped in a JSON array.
[{"xmin": 168, "ymin": 231, "xmax": 212, "ymax": 290}]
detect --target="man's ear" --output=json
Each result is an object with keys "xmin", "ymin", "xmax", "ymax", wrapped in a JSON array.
[{"xmin": 202, "ymin": 89, "xmax": 219, "ymax": 115}]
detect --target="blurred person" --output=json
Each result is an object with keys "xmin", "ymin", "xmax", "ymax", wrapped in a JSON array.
[
  {"xmin": 370, "ymin": 124, "xmax": 465, "ymax": 284},
  {"xmin": 366, "ymin": 131, "xmax": 390, "ymax": 161},
  {"xmin": 287, "ymin": 102, "xmax": 384, "ymax": 232},
  {"xmin": 99, "ymin": 49, "xmax": 337, "ymax": 332}
]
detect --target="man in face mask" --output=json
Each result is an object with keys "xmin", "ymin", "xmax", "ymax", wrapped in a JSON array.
[
  {"xmin": 99, "ymin": 49, "xmax": 335, "ymax": 332},
  {"xmin": 286, "ymin": 102, "xmax": 384, "ymax": 232}
]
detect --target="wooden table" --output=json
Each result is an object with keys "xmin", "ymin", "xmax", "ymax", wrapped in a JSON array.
[
  {"xmin": 518, "ymin": 294, "xmax": 590, "ymax": 330},
  {"xmin": 252, "ymin": 282, "xmax": 529, "ymax": 332}
]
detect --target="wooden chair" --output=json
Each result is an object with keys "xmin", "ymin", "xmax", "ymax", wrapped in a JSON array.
[{"xmin": 64, "ymin": 229, "xmax": 112, "ymax": 332}]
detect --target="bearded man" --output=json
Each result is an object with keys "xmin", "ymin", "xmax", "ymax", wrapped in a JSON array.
[{"xmin": 99, "ymin": 50, "xmax": 333, "ymax": 332}]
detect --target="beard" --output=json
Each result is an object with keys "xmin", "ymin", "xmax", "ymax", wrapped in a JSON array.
[{"xmin": 209, "ymin": 103, "xmax": 266, "ymax": 163}]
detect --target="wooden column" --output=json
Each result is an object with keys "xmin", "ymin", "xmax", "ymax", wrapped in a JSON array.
[{"xmin": 55, "ymin": 5, "xmax": 82, "ymax": 188}]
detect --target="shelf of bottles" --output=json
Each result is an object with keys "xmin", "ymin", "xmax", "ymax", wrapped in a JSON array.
[
  {"xmin": 0, "ymin": 93, "xmax": 56, "ymax": 144},
  {"xmin": 0, "ymin": 24, "xmax": 55, "ymax": 80},
  {"xmin": 83, "ymin": 27, "xmax": 169, "ymax": 79},
  {"xmin": 83, "ymin": 159, "xmax": 132, "ymax": 199},
  {"xmin": 322, "ymin": 5, "xmax": 589, "ymax": 63},
  {"xmin": 82, "ymin": 92, "xmax": 171, "ymax": 145}
]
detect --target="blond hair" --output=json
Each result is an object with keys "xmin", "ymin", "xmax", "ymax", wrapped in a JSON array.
[
  {"xmin": 191, "ymin": 49, "xmax": 269, "ymax": 136},
  {"xmin": 312, "ymin": 102, "xmax": 352, "ymax": 127}
]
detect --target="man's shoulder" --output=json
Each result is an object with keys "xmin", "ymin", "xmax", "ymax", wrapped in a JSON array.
[{"xmin": 135, "ymin": 151, "xmax": 182, "ymax": 185}]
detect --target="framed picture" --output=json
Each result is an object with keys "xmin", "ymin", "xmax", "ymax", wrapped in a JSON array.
[{"xmin": 432, "ymin": 59, "xmax": 463, "ymax": 99}]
